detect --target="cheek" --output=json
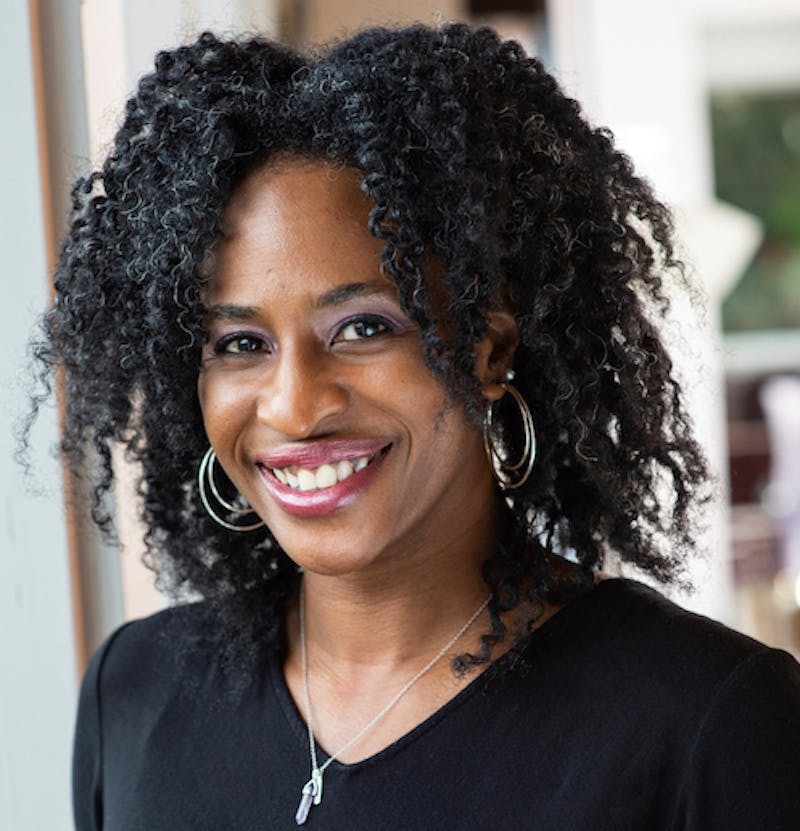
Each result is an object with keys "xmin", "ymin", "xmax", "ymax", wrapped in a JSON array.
[
  {"xmin": 197, "ymin": 370, "xmax": 253, "ymax": 445},
  {"xmin": 381, "ymin": 347, "xmax": 445, "ymax": 404}
]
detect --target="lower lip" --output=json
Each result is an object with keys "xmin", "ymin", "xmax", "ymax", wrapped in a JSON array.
[{"xmin": 257, "ymin": 447, "xmax": 391, "ymax": 518}]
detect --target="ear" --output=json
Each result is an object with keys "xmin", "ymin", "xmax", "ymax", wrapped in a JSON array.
[{"xmin": 474, "ymin": 310, "xmax": 519, "ymax": 403}]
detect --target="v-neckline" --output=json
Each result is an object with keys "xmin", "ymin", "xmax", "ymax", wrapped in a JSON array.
[{"xmin": 268, "ymin": 576, "xmax": 621, "ymax": 773}]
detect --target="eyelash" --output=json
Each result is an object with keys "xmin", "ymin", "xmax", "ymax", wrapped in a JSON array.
[
  {"xmin": 213, "ymin": 333, "xmax": 269, "ymax": 356},
  {"xmin": 211, "ymin": 315, "xmax": 395, "ymax": 357},
  {"xmin": 332, "ymin": 315, "xmax": 394, "ymax": 343}
]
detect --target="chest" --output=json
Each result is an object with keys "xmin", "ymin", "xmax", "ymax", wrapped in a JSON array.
[{"xmin": 100, "ymin": 672, "xmax": 683, "ymax": 831}]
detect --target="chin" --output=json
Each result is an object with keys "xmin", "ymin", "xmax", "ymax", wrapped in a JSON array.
[
  {"xmin": 292, "ymin": 552, "xmax": 382, "ymax": 578},
  {"xmin": 270, "ymin": 533, "xmax": 380, "ymax": 577}
]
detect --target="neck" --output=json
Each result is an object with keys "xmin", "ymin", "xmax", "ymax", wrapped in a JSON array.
[{"xmin": 288, "ymin": 501, "xmax": 503, "ymax": 673}]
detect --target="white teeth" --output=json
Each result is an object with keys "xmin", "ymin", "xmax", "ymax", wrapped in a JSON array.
[
  {"xmin": 297, "ymin": 469, "xmax": 316, "ymax": 491},
  {"xmin": 271, "ymin": 453, "xmax": 376, "ymax": 492},
  {"xmin": 336, "ymin": 459, "xmax": 354, "ymax": 480},
  {"xmin": 315, "ymin": 464, "xmax": 337, "ymax": 489}
]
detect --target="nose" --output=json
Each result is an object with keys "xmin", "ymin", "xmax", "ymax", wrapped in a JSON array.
[{"xmin": 256, "ymin": 343, "xmax": 349, "ymax": 439}]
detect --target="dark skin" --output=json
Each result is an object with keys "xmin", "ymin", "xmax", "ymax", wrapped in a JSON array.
[{"xmin": 198, "ymin": 157, "xmax": 567, "ymax": 762}]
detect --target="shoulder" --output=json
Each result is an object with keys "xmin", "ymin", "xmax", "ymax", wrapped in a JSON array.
[
  {"xmin": 78, "ymin": 602, "xmax": 214, "ymax": 729},
  {"xmin": 89, "ymin": 602, "xmax": 203, "ymax": 679},
  {"xmin": 677, "ymin": 646, "xmax": 800, "ymax": 826},
  {"xmin": 543, "ymin": 577, "xmax": 800, "ymax": 723},
  {"xmin": 73, "ymin": 603, "xmax": 210, "ymax": 829},
  {"xmin": 538, "ymin": 578, "xmax": 800, "ymax": 825},
  {"xmin": 572, "ymin": 576, "xmax": 784, "ymax": 670}
]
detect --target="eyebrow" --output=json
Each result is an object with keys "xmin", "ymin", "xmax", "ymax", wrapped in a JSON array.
[
  {"xmin": 313, "ymin": 281, "xmax": 394, "ymax": 309},
  {"xmin": 204, "ymin": 282, "xmax": 393, "ymax": 323},
  {"xmin": 203, "ymin": 304, "xmax": 259, "ymax": 323}
]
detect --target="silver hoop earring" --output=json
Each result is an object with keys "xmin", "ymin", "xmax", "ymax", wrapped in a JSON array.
[
  {"xmin": 198, "ymin": 447, "xmax": 264, "ymax": 532},
  {"xmin": 483, "ymin": 380, "xmax": 536, "ymax": 491}
]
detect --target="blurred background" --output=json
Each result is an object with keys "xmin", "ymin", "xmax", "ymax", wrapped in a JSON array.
[{"xmin": 2, "ymin": 1, "xmax": 799, "ymax": 827}]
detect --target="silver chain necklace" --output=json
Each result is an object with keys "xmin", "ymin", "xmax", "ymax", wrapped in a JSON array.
[{"xmin": 294, "ymin": 579, "xmax": 491, "ymax": 825}]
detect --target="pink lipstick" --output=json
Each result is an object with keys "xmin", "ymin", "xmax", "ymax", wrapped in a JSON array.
[
  {"xmin": 257, "ymin": 438, "xmax": 389, "ymax": 470},
  {"xmin": 256, "ymin": 441, "xmax": 392, "ymax": 518}
]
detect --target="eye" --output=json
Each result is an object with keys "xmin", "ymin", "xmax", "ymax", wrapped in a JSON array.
[
  {"xmin": 214, "ymin": 333, "xmax": 268, "ymax": 355},
  {"xmin": 334, "ymin": 316, "xmax": 392, "ymax": 343}
]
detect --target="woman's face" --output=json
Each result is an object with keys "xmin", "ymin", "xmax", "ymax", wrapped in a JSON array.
[{"xmin": 198, "ymin": 159, "xmax": 501, "ymax": 576}]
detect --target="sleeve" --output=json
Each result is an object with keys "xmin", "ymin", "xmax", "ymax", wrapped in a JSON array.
[
  {"xmin": 72, "ymin": 624, "xmax": 133, "ymax": 831},
  {"xmin": 675, "ymin": 648, "xmax": 800, "ymax": 830}
]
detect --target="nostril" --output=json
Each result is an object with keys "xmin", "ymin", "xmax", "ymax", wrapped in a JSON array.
[{"xmin": 255, "ymin": 369, "xmax": 349, "ymax": 440}]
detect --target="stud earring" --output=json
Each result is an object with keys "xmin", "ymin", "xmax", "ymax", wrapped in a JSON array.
[
  {"xmin": 482, "ymin": 370, "xmax": 536, "ymax": 490},
  {"xmin": 198, "ymin": 447, "xmax": 265, "ymax": 532}
]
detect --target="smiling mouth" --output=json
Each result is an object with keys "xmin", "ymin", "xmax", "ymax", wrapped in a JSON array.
[{"xmin": 260, "ymin": 445, "xmax": 391, "ymax": 493}]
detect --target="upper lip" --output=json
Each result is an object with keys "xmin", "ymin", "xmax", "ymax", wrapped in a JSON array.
[{"xmin": 255, "ymin": 439, "xmax": 392, "ymax": 470}]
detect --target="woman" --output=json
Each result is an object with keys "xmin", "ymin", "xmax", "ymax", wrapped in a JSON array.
[{"xmin": 30, "ymin": 22, "xmax": 800, "ymax": 830}]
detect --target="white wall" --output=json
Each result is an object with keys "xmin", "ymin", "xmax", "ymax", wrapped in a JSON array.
[{"xmin": 0, "ymin": 4, "xmax": 77, "ymax": 829}]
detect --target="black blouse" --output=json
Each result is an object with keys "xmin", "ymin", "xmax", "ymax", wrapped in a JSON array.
[{"xmin": 73, "ymin": 578, "xmax": 800, "ymax": 829}]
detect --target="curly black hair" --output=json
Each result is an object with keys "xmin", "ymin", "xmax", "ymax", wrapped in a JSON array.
[{"xmin": 27, "ymin": 22, "xmax": 709, "ymax": 672}]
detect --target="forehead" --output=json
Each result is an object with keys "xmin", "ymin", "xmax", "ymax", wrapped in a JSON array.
[
  {"xmin": 221, "ymin": 158, "xmax": 372, "ymax": 241},
  {"xmin": 206, "ymin": 158, "xmax": 390, "ymax": 304}
]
